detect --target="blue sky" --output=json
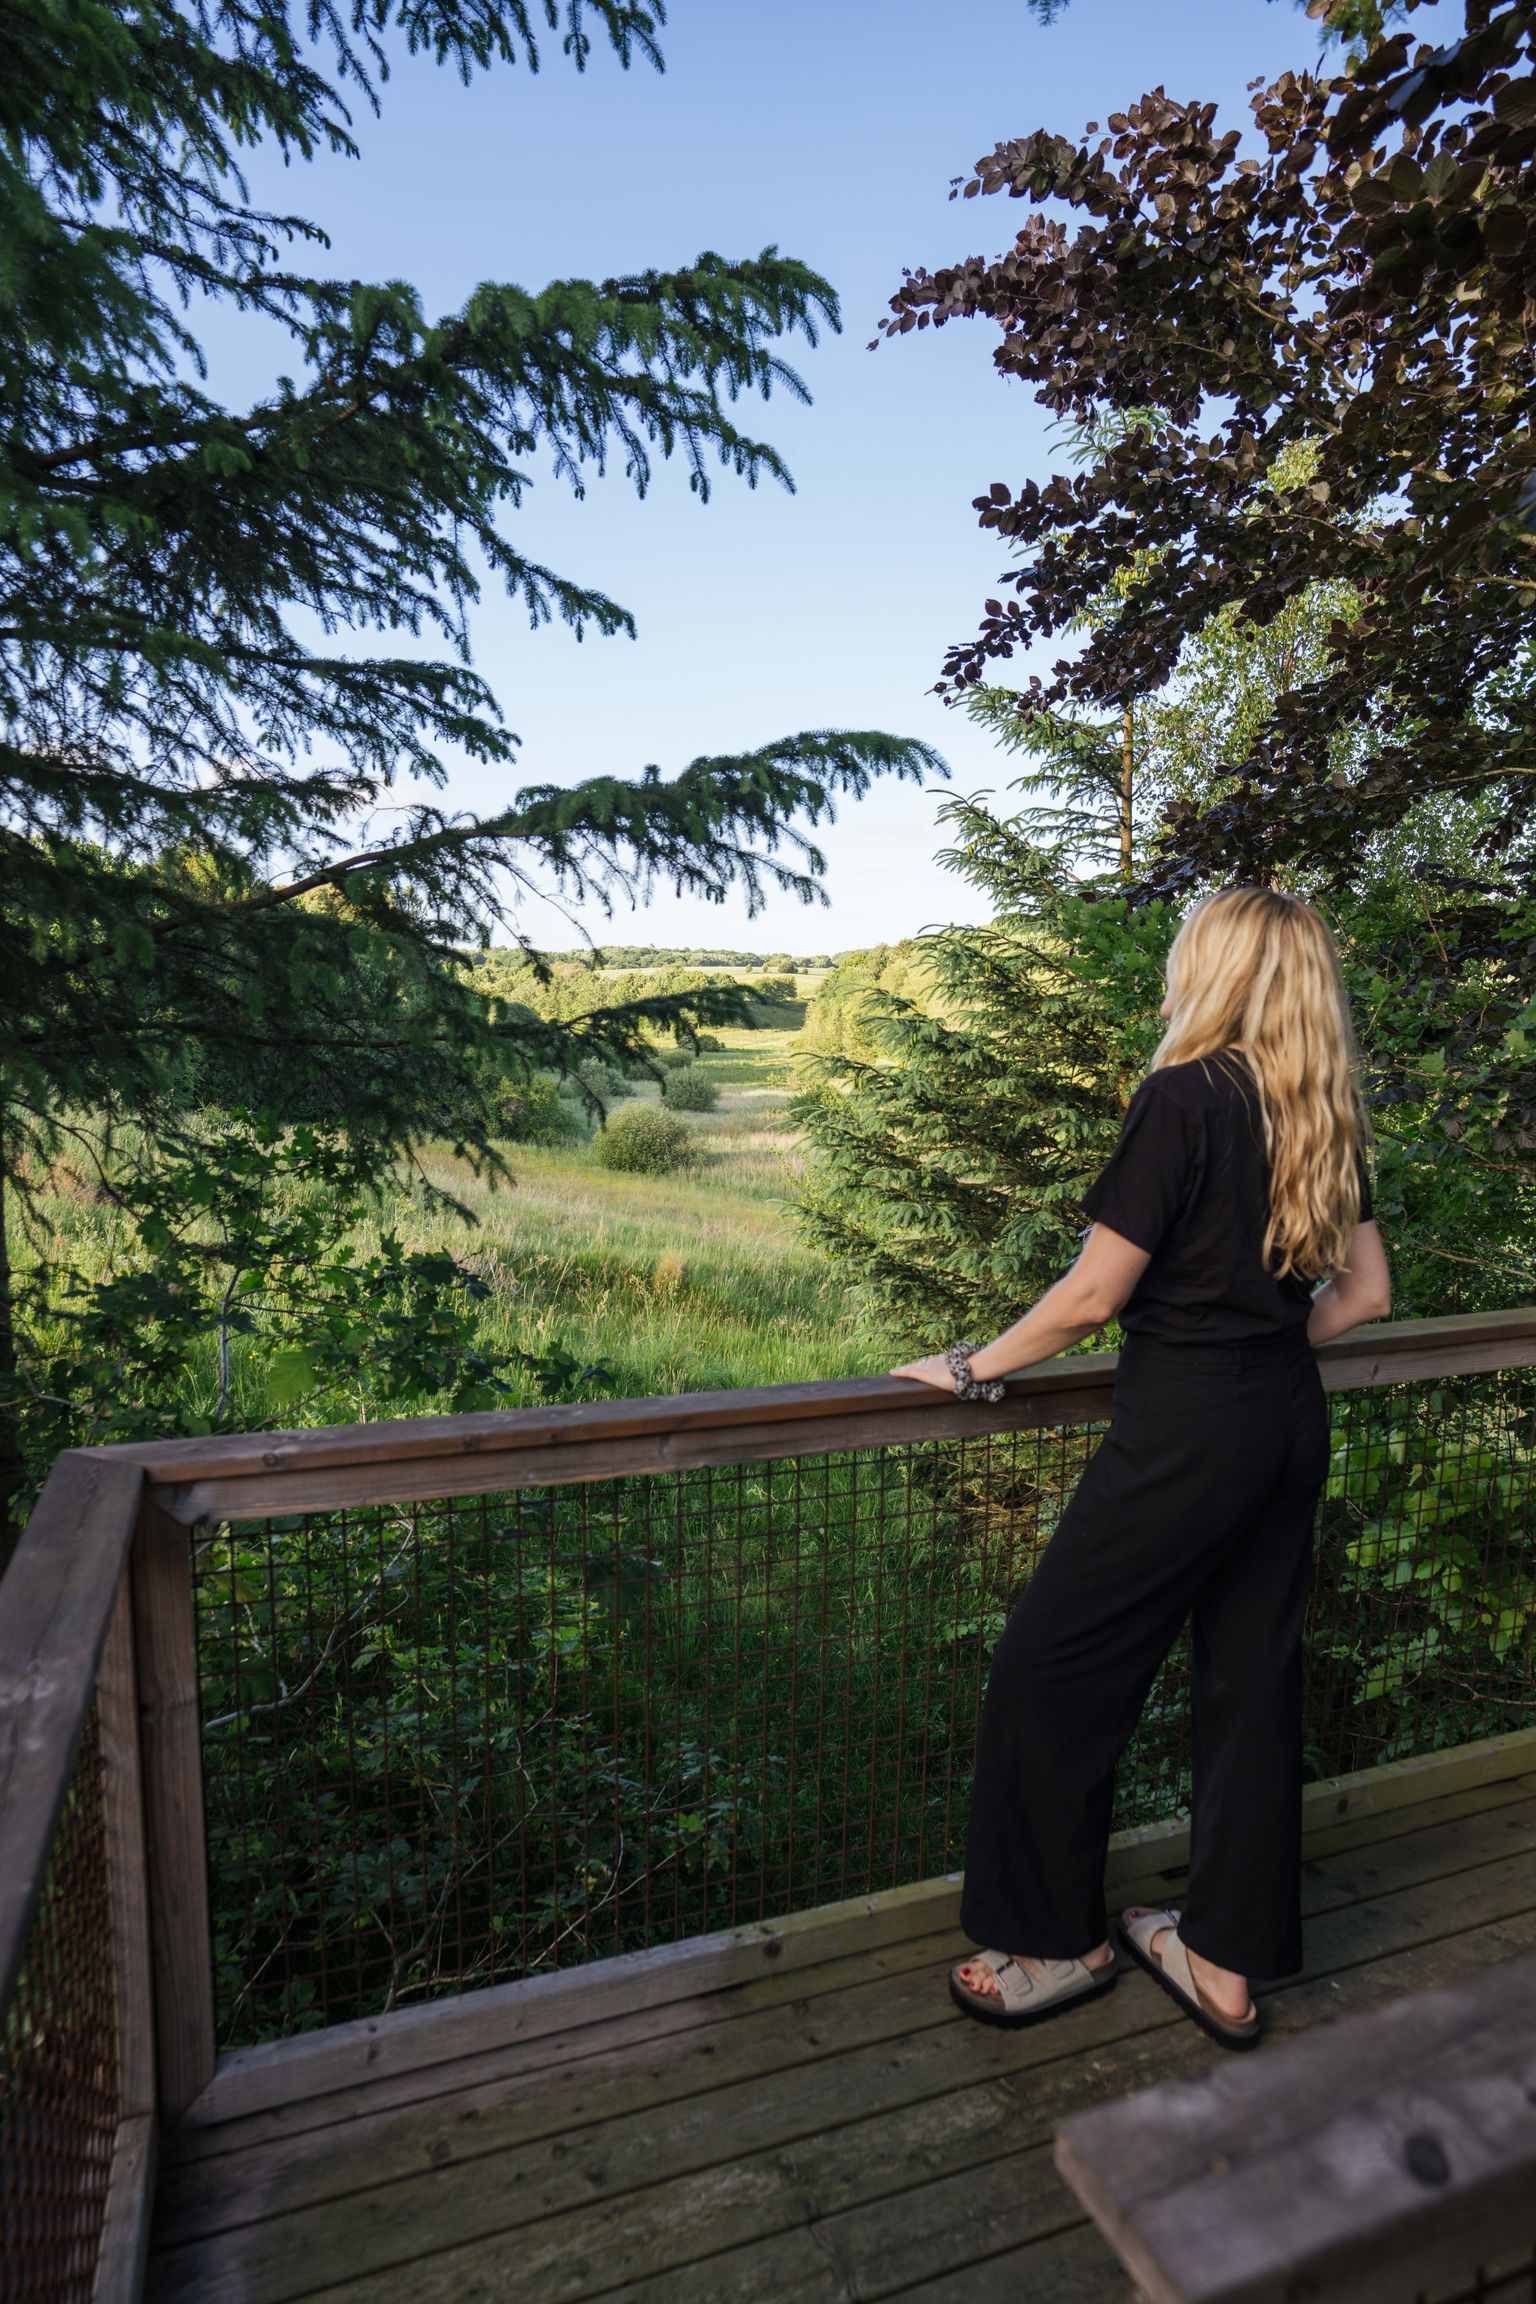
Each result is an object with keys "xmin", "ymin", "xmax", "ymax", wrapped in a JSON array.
[{"xmin": 223, "ymin": 0, "xmax": 1336, "ymax": 953}]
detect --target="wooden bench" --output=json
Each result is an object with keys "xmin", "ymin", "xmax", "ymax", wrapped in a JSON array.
[{"xmin": 1054, "ymin": 1947, "xmax": 1536, "ymax": 2303}]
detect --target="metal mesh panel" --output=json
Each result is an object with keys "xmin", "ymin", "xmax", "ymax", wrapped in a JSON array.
[
  {"xmin": 194, "ymin": 1364, "xmax": 1536, "ymax": 2048},
  {"xmin": 1307, "ymin": 1366, "xmax": 1536, "ymax": 1776},
  {"xmin": 0, "ymin": 1708, "xmax": 121, "ymax": 2304}
]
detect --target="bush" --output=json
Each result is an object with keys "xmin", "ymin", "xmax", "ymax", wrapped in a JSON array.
[
  {"xmin": 595, "ymin": 1105, "xmax": 692, "ymax": 1176},
  {"xmin": 660, "ymin": 1064, "xmax": 719, "ymax": 1113},
  {"xmin": 755, "ymin": 974, "xmax": 797, "ymax": 1004},
  {"xmin": 568, "ymin": 1055, "xmax": 634, "ymax": 1102},
  {"xmin": 695, "ymin": 1032, "xmax": 723, "ymax": 1052},
  {"xmin": 487, "ymin": 1073, "xmax": 587, "ymax": 1146},
  {"xmin": 659, "ymin": 1046, "xmax": 697, "ymax": 1071}
]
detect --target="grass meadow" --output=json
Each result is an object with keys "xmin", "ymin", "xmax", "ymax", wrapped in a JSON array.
[
  {"xmin": 369, "ymin": 998, "xmax": 893, "ymax": 1399},
  {"xmin": 19, "ymin": 977, "xmax": 902, "ymax": 1427}
]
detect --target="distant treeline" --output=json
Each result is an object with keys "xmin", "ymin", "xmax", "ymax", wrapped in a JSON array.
[{"xmin": 510, "ymin": 945, "xmax": 838, "ymax": 971}]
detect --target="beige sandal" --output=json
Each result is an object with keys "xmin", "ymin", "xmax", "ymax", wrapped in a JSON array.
[
  {"xmin": 948, "ymin": 1948, "xmax": 1117, "ymax": 2030},
  {"xmin": 1117, "ymin": 1907, "xmax": 1261, "ymax": 2051}
]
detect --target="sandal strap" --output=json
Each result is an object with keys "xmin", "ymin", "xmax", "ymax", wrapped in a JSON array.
[
  {"xmin": 1169, "ymin": 1928, "xmax": 1259, "ymax": 2031},
  {"xmin": 1139, "ymin": 1920, "xmax": 1259, "ymax": 2035},
  {"xmin": 974, "ymin": 1951, "xmax": 1097, "ymax": 2012},
  {"xmin": 1159, "ymin": 1928, "xmax": 1199, "ymax": 2000},
  {"xmin": 1121, "ymin": 1905, "xmax": 1181, "ymax": 1957}
]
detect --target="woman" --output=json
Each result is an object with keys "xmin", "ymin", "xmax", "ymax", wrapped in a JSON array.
[{"xmin": 892, "ymin": 888, "xmax": 1392, "ymax": 2050}]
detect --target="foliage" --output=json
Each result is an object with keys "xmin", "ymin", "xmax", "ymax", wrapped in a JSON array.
[
  {"xmin": 5, "ymin": 1118, "xmax": 512, "ymax": 1498},
  {"xmin": 798, "ymin": 944, "xmax": 942, "ymax": 1062},
  {"xmin": 4, "ymin": 0, "xmax": 945, "ymax": 1139},
  {"xmin": 594, "ymin": 1104, "xmax": 693, "ymax": 1176},
  {"xmin": 196, "ymin": 1445, "xmax": 1012, "ymax": 2040},
  {"xmin": 520, "ymin": 944, "xmax": 834, "ymax": 970},
  {"xmin": 11, "ymin": 1015, "xmax": 867, "ymax": 1448},
  {"xmin": 1317, "ymin": 1375, "xmax": 1536, "ymax": 1759},
  {"xmin": 882, "ymin": 4, "xmax": 1536, "ymax": 1163},
  {"xmin": 460, "ymin": 953, "xmax": 787, "ymax": 1091},
  {"xmin": 486, "ymin": 1072, "xmax": 590, "ymax": 1146},
  {"xmin": 192, "ymin": 1365, "xmax": 1534, "ymax": 2046},
  {"xmin": 802, "ymin": 558, "xmax": 1534, "ymax": 1332},
  {"xmin": 796, "ymin": 864, "xmax": 1174, "ymax": 1343},
  {"xmin": 1025, "ymin": 0, "xmax": 1415, "ymax": 51},
  {"xmin": 660, "ymin": 1064, "xmax": 719, "ymax": 1113}
]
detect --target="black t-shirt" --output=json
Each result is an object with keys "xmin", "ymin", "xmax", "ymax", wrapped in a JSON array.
[{"xmin": 1081, "ymin": 1051, "xmax": 1373, "ymax": 1343}]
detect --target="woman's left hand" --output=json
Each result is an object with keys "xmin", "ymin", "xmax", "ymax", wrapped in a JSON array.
[{"xmin": 888, "ymin": 1354, "xmax": 956, "ymax": 1391}]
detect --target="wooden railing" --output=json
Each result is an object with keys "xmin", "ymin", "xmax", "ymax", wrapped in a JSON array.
[{"xmin": 2, "ymin": 1307, "xmax": 1534, "ymax": 2301}]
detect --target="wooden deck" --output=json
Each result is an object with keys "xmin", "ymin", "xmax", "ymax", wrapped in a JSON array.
[{"xmin": 144, "ymin": 1738, "xmax": 1536, "ymax": 2304}]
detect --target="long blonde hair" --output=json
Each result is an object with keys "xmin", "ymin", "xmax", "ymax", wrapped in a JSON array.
[{"xmin": 1153, "ymin": 888, "xmax": 1370, "ymax": 1280}]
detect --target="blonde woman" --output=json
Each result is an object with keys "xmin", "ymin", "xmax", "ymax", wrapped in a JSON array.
[{"xmin": 893, "ymin": 888, "xmax": 1391, "ymax": 2050}]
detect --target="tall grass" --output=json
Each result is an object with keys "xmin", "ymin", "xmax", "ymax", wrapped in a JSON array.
[{"xmin": 13, "ymin": 1014, "xmax": 900, "ymax": 1432}]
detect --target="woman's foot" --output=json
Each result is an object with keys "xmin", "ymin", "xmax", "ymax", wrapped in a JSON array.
[
  {"xmin": 955, "ymin": 1941, "xmax": 1115, "ymax": 2000},
  {"xmin": 1121, "ymin": 1909, "xmax": 1251, "ymax": 2021}
]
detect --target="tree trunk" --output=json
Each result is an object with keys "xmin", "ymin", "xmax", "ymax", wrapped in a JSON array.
[
  {"xmin": 0, "ymin": 1143, "xmax": 21, "ymax": 1569},
  {"xmin": 1119, "ymin": 704, "xmax": 1135, "ymax": 880}
]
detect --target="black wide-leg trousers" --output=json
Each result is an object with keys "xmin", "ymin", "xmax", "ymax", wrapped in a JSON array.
[{"xmin": 960, "ymin": 1328, "xmax": 1330, "ymax": 1982}]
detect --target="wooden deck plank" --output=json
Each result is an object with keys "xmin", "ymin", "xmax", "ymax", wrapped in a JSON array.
[
  {"xmin": 881, "ymin": 2220, "xmax": 1126, "ymax": 2304},
  {"xmin": 151, "ymin": 1785, "xmax": 1536, "ymax": 2245},
  {"xmin": 145, "ymin": 1841, "xmax": 1536, "ymax": 2301},
  {"xmin": 273, "ymin": 1879, "xmax": 1536, "ymax": 2304},
  {"xmin": 456, "ymin": 1915, "xmax": 1536, "ymax": 2304}
]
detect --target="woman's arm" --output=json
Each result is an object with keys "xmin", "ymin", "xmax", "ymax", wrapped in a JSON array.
[
  {"xmin": 1307, "ymin": 1219, "xmax": 1392, "ymax": 1346},
  {"xmin": 890, "ymin": 1224, "xmax": 1152, "ymax": 1391}
]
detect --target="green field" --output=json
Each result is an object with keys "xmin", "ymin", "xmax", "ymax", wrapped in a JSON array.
[
  {"xmin": 365, "ymin": 1001, "xmax": 896, "ymax": 1399},
  {"xmin": 18, "ymin": 985, "xmax": 901, "ymax": 1428}
]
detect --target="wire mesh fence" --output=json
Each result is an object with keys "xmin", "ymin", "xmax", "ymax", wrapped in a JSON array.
[
  {"xmin": 0, "ymin": 1707, "xmax": 121, "ymax": 2304},
  {"xmin": 192, "ymin": 1362, "xmax": 1536, "ymax": 2048}
]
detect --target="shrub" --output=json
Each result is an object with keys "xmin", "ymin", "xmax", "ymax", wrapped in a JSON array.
[
  {"xmin": 755, "ymin": 974, "xmax": 797, "ymax": 1004},
  {"xmin": 568, "ymin": 1055, "xmax": 634, "ymax": 1101},
  {"xmin": 488, "ymin": 1073, "xmax": 587, "ymax": 1146},
  {"xmin": 660, "ymin": 1064, "xmax": 719, "ymax": 1113},
  {"xmin": 595, "ymin": 1105, "xmax": 692, "ymax": 1176}
]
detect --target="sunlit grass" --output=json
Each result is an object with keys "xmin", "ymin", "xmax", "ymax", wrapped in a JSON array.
[
  {"xmin": 361, "ymin": 1020, "xmax": 885, "ymax": 1396},
  {"xmin": 17, "ymin": 1011, "xmax": 897, "ymax": 1419}
]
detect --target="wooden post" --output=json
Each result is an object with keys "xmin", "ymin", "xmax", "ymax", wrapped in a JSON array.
[
  {"xmin": 99, "ymin": 1574, "xmax": 155, "ymax": 2117},
  {"xmin": 131, "ymin": 1492, "xmax": 216, "ymax": 2122},
  {"xmin": 92, "ymin": 1572, "xmax": 158, "ymax": 2300}
]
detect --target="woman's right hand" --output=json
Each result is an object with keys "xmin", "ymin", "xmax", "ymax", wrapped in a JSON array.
[{"xmin": 888, "ymin": 1354, "xmax": 958, "ymax": 1391}]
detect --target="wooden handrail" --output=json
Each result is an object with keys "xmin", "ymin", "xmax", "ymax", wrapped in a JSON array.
[{"xmin": 92, "ymin": 1305, "xmax": 1536, "ymax": 1525}]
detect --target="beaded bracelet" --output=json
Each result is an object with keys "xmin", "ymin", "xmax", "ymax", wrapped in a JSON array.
[{"xmin": 945, "ymin": 1340, "xmax": 1006, "ymax": 1405}]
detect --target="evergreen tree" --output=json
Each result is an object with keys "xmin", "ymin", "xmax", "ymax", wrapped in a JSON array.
[
  {"xmin": 1, "ymin": 0, "xmax": 942, "ymax": 1519},
  {"xmin": 798, "ymin": 569, "xmax": 1535, "ymax": 1344},
  {"xmin": 794, "ymin": 811, "xmax": 1172, "ymax": 1345}
]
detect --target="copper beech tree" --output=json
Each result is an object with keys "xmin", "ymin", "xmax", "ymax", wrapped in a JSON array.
[{"xmin": 883, "ymin": 0, "xmax": 1536, "ymax": 1140}]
